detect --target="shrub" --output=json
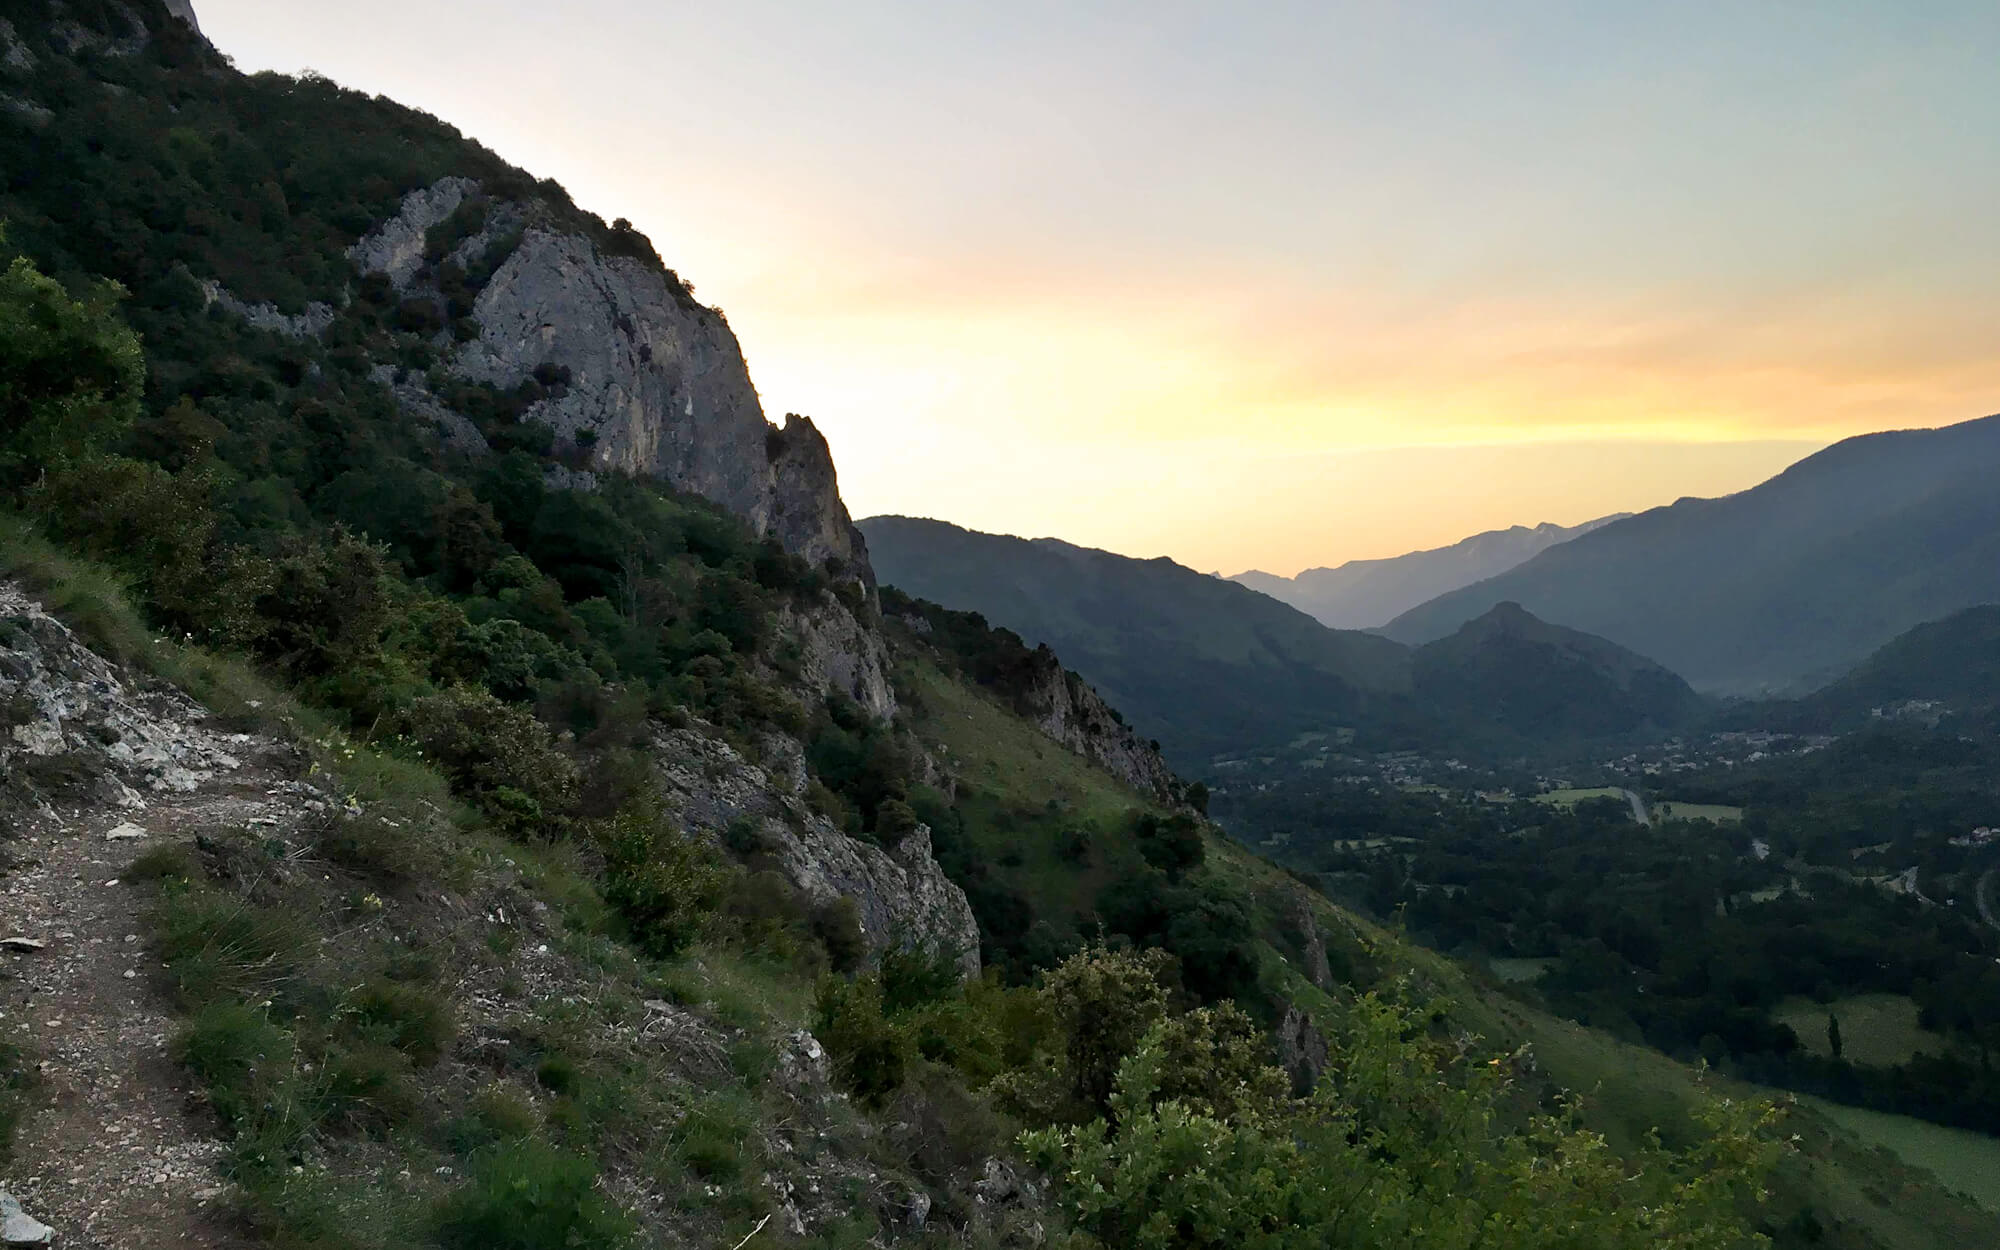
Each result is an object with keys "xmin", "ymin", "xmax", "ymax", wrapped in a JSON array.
[
  {"xmin": 405, "ymin": 686, "xmax": 581, "ymax": 838},
  {"xmin": 153, "ymin": 884, "xmax": 312, "ymax": 1009},
  {"xmin": 126, "ymin": 842, "xmax": 201, "ymax": 883},
  {"xmin": 430, "ymin": 1141, "xmax": 634, "ymax": 1250},
  {"xmin": 814, "ymin": 976, "xmax": 908, "ymax": 1108},
  {"xmin": 347, "ymin": 977, "xmax": 455, "ymax": 1066},
  {"xmin": 595, "ymin": 790, "xmax": 724, "ymax": 960},
  {"xmin": 811, "ymin": 897, "xmax": 867, "ymax": 975},
  {"xmin": 0, "ymin": 254, "xmax": 143, "ymax": 489}
]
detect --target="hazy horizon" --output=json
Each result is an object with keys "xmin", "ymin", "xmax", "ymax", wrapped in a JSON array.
[{"xmin": 197, "ymin": 0, "xmax": 2000, "ymax": 575}]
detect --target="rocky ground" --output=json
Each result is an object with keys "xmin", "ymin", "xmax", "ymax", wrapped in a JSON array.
[{"xmin": 1, "ymin": 581, "xmax": 317, "ymax": 1247}]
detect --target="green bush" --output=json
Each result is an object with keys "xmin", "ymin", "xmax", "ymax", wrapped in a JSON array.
[
  {"xmin": 0, "ymin": 253, "xmax": 143, "ymax": 488},
  {"xmin": 347, "ymin": 977, "xmax": 456, "ymax": 1066},
  {"xmin": 595, "ymin": 790, "xmax": 724, "ymax": 960},
  {"xmin": 405, "ymin": 686, "xmax": 581, "ymax": 838},
  {"xmin": 430, "ymin": 1141, "xmax": 634, "ymax": 1250},
  {"xmin": 814, "ymin": 976, "xmax": 909, "ymax": 1107},
  {"xmin": 153, "ymin": 884, "xmax": 312, "ymax": 1009}
]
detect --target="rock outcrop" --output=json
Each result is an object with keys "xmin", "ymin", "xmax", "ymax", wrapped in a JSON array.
[
  {"xmin": 1013, "ymin": 654, "xmax": 1187, "ymax": 806},
  {"xmin": 348, "ymin": 181, "xmax": 873, "ymax": 580},
  {"xmin": 651, "ymin": 726, "xmax": 979, "ymax": 975},
  {"xmin": 775, "ymin": 597, "xmax": 896, "ymax": 720},
  {"xmin": 0, "ymin": 583, "xmax": 252, "ymax": 809}
]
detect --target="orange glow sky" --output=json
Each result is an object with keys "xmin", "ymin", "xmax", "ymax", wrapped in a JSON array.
[{"xmin": 200, "ymin": 1, "xmax": 2000, "ymax": 575}]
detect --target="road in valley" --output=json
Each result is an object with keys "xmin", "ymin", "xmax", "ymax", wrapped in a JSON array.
[{"xmin": 1621, "ymin": 789, "xmax": 1652, "ymax": 828}]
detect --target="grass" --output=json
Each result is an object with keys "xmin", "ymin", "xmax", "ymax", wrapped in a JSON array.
[
  {"xmin": 1802, "ymin": 1095, "xmax": 2000, "ymax": 1215},
  {"xmin": 1534, "ymin": 786, "xmax": 1627, "ymax": 809},
  {"xmin": 902, "ymin": 658, "xmax": 1165, "ymax": 936},
  {"xmin": 1487, "ymin": 956, "xmax": 1554, "ymax": 983},
  {"xmin": 1772, "ymin": 994, "xmax": 1947, "ymax": 1067}
]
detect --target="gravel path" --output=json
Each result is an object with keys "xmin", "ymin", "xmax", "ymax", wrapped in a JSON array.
[{"xmin": 1, "ymin": 763, "xmax": 303, "ymax": 1248}]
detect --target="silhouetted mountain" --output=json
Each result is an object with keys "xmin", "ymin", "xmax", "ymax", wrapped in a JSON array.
[
  {"xmin": 859, "ymin": 516, "xmax": 1410, "ymax": 762},
  {"xmin": 862, "ymin": 518, "xmax": 1702, "ymax": 763},
  {"xmin": 1234, "ymin": 516, "xmax": 1626, "ymax": 629},
  {"xmin": 1383, "ymin": 415, "xmax": 2000, "ymax": 693},
  {"xmin": 1414, "ymin": 602, "xmax": 1708, "ymax": 745}
]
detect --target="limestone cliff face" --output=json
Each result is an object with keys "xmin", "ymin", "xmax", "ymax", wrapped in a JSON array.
[
  {"xmin": 651, "ymin": 725, "xmax": 980, "ymax": 974},
  {"xmin": 774, "ymin": 596, "xmax": 897, "ymax": 720},
  {"xmin": 349, "ymin": 180, "xmax": 872, "ymax": 580},
  {"xmin": 1014, "ymin": 653, "xmax": 1189, "ymax": 807}
]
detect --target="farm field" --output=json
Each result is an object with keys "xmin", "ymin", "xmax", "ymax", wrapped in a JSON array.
[
  {"xmin": 1803, "ymin": 1096, "xmax": 2000, "ymax": 1215},
  {"xmin": 1772, "ymin": 994, "xmax": 1947, "ymax": 1067},
  {"xmin": 1534, "ymin": 787, "xmax": 1625, "ymax": 808}
]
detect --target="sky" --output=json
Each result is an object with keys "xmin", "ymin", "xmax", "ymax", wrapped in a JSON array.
[{"xmin": 196, "ymin": 1, "xmax": 2000, "ymax": 576}]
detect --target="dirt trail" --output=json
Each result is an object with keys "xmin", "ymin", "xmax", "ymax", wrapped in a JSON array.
[{"xmin": 2, "ymin": 751, "xmax": 307, "ymax": 1248}]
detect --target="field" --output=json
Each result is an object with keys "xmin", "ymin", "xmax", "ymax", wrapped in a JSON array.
[
  {"xmin": 1656, "ymin": 801, "xmax": 1745, "ymax": 824},
  {"xmin": 1804, "ymin": 1097, "xmax": 2000, "ymax": 1215},
  {"xmin": 1772, "ymin": 994, "xmax": 1946, "ymax": 1066}
]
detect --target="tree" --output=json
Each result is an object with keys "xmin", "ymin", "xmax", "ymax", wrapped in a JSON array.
[
  {"xmin": 1027, "ymin": 987, "xmax": 1783, "ymax": 1250},
  {"xmin": 0, "ymin": 253, "xmax": 144, "ymax": 490},
  {"xmin": 1827, "ymin": 1012, "xmax": 1844, "ymax": 1061}
]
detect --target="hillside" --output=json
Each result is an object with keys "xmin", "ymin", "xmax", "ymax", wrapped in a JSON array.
[
  {"xmin": 1382, "ymin": 415, "xmax": 2000, "ymax": 693},
  {"xmin": 1235, "ymin": 515, "xmax": 1625, "ymax": 630},
  {"xmin": 860, "ymin": 515, "xmax": 1412, "ymax": 763},
  {"xmin": 1732, "ymin": 605, "xmax": 2000, "ymax": 734},
  {"xmin": 1414, "ymin": 601, "xmax": 1710, "ymax": 744}
]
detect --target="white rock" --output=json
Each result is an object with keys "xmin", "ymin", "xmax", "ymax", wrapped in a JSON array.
[{"xmin": 0, "ymin": 1191, "xmax": 54, "ymax": 1246}]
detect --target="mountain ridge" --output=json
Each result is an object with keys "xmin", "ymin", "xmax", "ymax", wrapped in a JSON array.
[
  {"xmin": 1383, "ymin": 413, "xmax": 2000, "ymax": 692},
  {"xmin": 1233, "ymin": 514, "xmax": 1629, "ymax": 629}
]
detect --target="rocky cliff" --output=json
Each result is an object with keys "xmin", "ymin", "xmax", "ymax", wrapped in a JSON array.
[
  {"xmin": 651, "ymin": 725, "xmax": 980, "ymax": 974},
  {"xmin": 350, "ymin": 178, "xmax": 874, "ymax": 580},
  {"xmin": 1015, "ymin": 658, "xmax": 1189, "ymax": 807}
]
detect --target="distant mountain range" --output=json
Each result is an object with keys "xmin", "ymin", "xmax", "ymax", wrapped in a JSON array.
[
  {"xmin": 1383, "ymin": 414, "xmax": 2000, "ymax": 693},
  {"xmin": 860, "ymin": 517, "xmax": 1703, "ymax": 763},
  {"xmin": 1233, "ymin": 516, "xmax": 1627, "ymax": 630}
]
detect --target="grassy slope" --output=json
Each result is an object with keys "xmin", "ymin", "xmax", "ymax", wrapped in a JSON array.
[{"xmin": 902, "ymin": 656, "xmax": 1162, "ymax": 935}]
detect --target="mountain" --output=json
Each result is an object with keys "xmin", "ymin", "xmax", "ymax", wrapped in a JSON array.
[
  {"xmin": 859, "ymin": 516, "xmax": 1411, "ymax": 762},
  {"xmin": 1234, "ymin": 515, "xmax": 1626, "ymax": 630},
  {"xmin": 1739, "ymin": 604, "xmax": 2000, "ymax": 733},
  {"xmin": 1415, "ymin": 601, "xmax": 1708, "ymax": 744},
  {"xmin": 861, "ymin": 518, "xmax": 1705, "ymax": 761},
  {"xmin": 1383, "ymin": 415, "xmax": 2000, "ymax": 693}
]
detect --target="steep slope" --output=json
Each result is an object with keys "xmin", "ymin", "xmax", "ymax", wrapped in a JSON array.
[
  {"xmin": 859, "ymin": 516, "xmax": 1412, "ymax": 764},
  {"xmin": 1235, "ymin": 515, "xmax": 1626, "ymax": 629},
  {"xmin": 1414, "ymin": 601, "xmax": 1709, "ymax": 743},
  {"xmin": 1384, "ymin": 415, "xmax": 2000, "ymax": 693}
]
